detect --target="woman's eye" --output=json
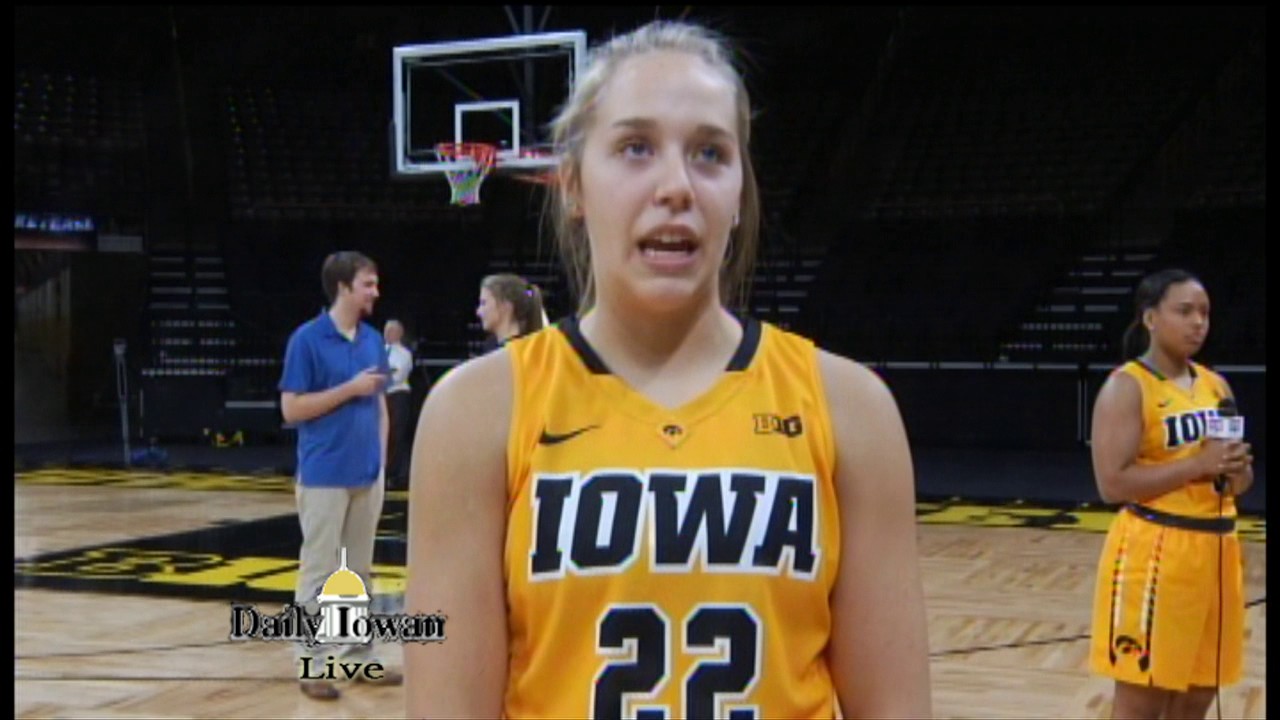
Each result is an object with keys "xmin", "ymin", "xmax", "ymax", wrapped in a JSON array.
[
  {"xmin": 693, "ymin": 145, "xmax": 726, "ymax": 163},
  {"xmin": 619, "ymin": 140, "xmax": 651, "ymax": 158}
]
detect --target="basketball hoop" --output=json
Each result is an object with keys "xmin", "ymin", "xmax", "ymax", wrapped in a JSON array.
[{"xmin": 435, "ymin": 142, "xmax": 498, "ymax": 206}]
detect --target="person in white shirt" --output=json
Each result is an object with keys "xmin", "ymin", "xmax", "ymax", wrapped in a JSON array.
[{"xmin": 382, "ymin": 319, "xmax": 413, "ymax": 489}]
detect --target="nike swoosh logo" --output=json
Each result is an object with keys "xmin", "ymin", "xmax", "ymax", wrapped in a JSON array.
[{"xmin": 538, "ymin": 425, "xmax": 601, "ymax": 446}]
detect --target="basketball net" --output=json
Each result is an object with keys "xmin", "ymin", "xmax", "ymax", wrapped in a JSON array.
[{"xmin": 435, "ymin": 142, "xmax": 497, "ymax": 206}]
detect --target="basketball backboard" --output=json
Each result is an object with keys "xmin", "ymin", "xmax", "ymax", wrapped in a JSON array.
[{"xmin": 391, "ymin": 31, "xmax": 586, "ymax": 177}]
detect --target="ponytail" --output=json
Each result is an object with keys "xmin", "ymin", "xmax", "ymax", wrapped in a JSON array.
[
  {"xmin": 519, "ymin": 283, "xmax": 547, "ymax": 334},
  {"xmin": 1120, "ymin": 319, "xmax": 1150, "ymax": 360}
]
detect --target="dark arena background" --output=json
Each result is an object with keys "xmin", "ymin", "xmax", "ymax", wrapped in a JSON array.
[{"xmin": 14, "ymin": 6, "xmax": 1265, "ymax": 719}]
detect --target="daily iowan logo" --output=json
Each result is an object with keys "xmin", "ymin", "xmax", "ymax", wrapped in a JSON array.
[{"xmin": 229, "ymin": 548, "xmax": 445, "ymax": 674}]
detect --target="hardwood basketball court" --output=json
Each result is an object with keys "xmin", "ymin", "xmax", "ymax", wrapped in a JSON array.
[{"xmin": 14, "ymin": 470, "xmax": 1266, "ymax": 719}]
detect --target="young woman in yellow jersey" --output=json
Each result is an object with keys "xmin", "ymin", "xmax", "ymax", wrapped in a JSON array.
[
  {"xmin": 1089, "ymin": 269, "xmax": 1253, "ymax": 719},
  {"xmin": 407, "ymin": 21, "xmax": 931, "ymax": 718}
]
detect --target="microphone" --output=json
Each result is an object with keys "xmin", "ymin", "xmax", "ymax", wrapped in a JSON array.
[{"xmin": 1206, "ymin": 398, "xmax": 1244, "ymax": 493}]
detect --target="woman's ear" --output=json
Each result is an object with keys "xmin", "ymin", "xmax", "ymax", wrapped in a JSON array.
[{"xmin": 560, "ymin": 163, "xmax": 583, "ymax": 219}]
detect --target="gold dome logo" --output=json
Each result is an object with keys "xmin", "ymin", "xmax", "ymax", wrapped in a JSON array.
[
  {"xmin": 320, "ymin": 552, "xmax": 368, "ymax": 600},
  {"xmin": 315, "ymin": 548, "xmax": 371, "ymax": 645}
]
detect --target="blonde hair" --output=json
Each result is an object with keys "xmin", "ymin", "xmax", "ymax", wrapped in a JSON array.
[{"xmin": 546, "ymin": 21, "xmax": 760, "ymax": 314}]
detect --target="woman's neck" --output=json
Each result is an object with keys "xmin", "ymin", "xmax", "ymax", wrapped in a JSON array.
[
  {"xmin": 580, "ymin": 296, "xmax": 741, "ymax": 377},
  {"xmin": 1140, "ymin": 345, "xmax": 1192, "ymax": 380},
  {"xmin": 495, "ymin": 318, "xmax": 522, "ymax": 343}
]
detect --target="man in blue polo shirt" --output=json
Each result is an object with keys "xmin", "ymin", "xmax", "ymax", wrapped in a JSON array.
[{"xmin": 279, "ymin": 251, "xmax": 403, "ymax": 700}]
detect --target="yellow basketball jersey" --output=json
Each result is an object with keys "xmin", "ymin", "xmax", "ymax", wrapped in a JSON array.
[
  {"xmin": 502, "ymin": 316, "xmax": 840, "ymax": 719},
  {"xmin": 1116, "ymin": 359, "xmax": 1235, "ymax": 517}
]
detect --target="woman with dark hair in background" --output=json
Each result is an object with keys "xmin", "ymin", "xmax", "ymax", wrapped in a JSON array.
[{"xmin": 1089, "ymin": 269, "xmax": 1253, "ymax": 719}]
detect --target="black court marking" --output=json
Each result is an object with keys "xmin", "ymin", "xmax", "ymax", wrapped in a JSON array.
[
  {"xmin": 14, "ymin": 468, "xmax": 1265, "ymax": 604},
  {"xmin": 14, "ymin": 498, "xmax": 409, "ymax": 604}
]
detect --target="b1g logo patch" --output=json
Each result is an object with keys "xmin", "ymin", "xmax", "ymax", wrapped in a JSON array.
[{"xmin": 753, "ymin": 414, "xmax": 804, "ymax": 438}]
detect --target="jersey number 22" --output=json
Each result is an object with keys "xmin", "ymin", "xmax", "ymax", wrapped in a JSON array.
[{"xmin": 593, "ymin": 603, "xmax": 760, "ymax": 720}]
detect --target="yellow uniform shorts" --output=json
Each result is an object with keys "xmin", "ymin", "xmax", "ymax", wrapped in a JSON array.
[{"xmin": 1090, "ymin": 506, "xmax": 1244, "ymax": 690}]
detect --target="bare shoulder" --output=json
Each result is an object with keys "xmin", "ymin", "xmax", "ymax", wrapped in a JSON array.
[
  {"xmin": 1095, "ymin": 367, "xmax": 1142, "ymax": 411},
  {"xmin": 409, "ymin": 348, "xmax": 512, "ymax": 548},
  {"xmin": 814, "ymin": 349, "xmax": 913, "ymax": 500},
  {"xmin": 815, "ymin": 350, "xmax": 901, "ymax": 432},
  {"xmin": 417, "ymin": 349, "xmax": 514, "ymax": 454},
  {"xmin": 426, "ymin": 348, "xmax": 512, "ymax": 401}
]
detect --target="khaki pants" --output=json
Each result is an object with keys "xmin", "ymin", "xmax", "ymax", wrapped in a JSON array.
[{"xmin": 294, "ymin": 478, "xmax": 386, "ymax": 668}]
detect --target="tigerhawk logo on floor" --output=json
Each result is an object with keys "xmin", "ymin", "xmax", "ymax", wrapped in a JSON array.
[{"xmin": 228, "ymin": 548, "xmax": 445, "ymax": 679}]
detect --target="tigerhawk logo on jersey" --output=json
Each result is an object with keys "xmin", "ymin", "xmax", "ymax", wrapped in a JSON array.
[{"xmin": 529, "ymin": 469, "xmax": 818, "ymax": 581}]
